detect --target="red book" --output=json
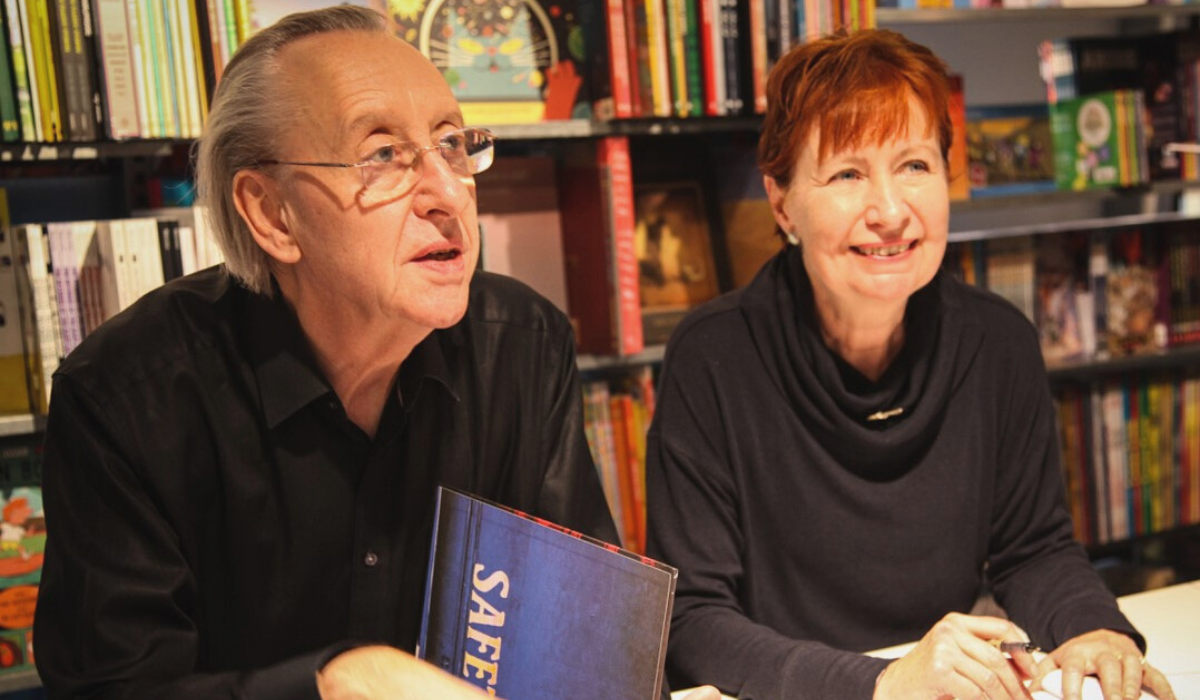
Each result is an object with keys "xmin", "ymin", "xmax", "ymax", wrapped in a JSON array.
[
  {"xmin": 559, "ymin": 136, "xmax": 645, "ymax": 357},
  {"xmin": 605, "ymin": 0, "xmax": 633, "ymax": 118}
]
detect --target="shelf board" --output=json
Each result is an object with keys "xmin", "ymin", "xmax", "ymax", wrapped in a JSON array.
[
  {"xmin": 0, "ymin": 140, "xmax": 179, "ymax": 162},
  {"xmin": 950, "ymin": 210, "xmax": 1200, "ymax": 242},
  {"xmin": 487, "ymin": 116, "xmax": 762, "ymax": 141},
  {"xmin": 878, "ymin": 3, "xmax": 1200, "ymax": 24},
  {"xmin": 1047, "ymin": 343, "xmax": 1200, "ymax": 382},
  {"xmin": 0, "ymin": 414, "xmax": 41, "ymax": 438},
  {"xmin": 0, "ymin": 668, "xmax": 41, "ymax": 693},
  {"xmin": 577, "ymin": 345, "xmax": 666, "ymax": 372}
]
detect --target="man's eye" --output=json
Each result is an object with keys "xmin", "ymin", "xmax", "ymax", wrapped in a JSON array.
[
  {"xmin": 364, "ymin": 144, "xmax": 400, "ymax": 165},
  {"xmin": 439, "ymin": 132, "xmax": 466, "ymax": 152}
]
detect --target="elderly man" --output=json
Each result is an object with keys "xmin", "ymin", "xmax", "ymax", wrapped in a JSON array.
[{"xmin": 33, "ymin": 7, "xmax": 619, "ymax": 699}]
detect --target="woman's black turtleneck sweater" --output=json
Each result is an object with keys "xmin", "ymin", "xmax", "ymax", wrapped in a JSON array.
[{"xmin": 646, "ymin": 245, "xmax": 1139, "ymax": 700}]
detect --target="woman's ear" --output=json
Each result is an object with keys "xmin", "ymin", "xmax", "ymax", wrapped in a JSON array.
[
  {"xmin": 763, "ymin": 174, "xmax": 799, "ymax": 245},
  {"xmin": 233, "ymin": 169, "xmax": 302, "ymax": 264}
]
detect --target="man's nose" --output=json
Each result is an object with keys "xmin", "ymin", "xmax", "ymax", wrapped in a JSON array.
[{"xmin": 412, "ymin": 147, "xmax": 473, "ymax": 219}]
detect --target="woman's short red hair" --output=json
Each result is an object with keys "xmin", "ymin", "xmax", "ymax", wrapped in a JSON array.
[{"xmin": 758, "ymin": 29, "xmax": 953, "ymax": 187}]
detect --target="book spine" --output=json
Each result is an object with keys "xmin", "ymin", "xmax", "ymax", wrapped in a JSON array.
[
  {"xmin": 90, "ymin": 0, "xmax": 138, "ymax": 138},
  {"xmin": 0, "ymin": 6, "xmax": 21, "ymax": 140},
  {"xmin": 3, "ymin": 0, "xmax": 36, "ymax": 140},
  {"xmin": 682, "ymin": 0, "xmax": 701, "ymax": 118},
  {"xmin": 698, "ymin": 0, "xmax": 719, "ymax": 115},
  {"xmin": 600, "ymin": 136, "xmax": 643, "ymax": 356},
  {"xmin": 28, "ymin": 0, "xmax": 63, "ymax": 140},
  {"xmin": 18, "ymin": 0, "xmax": 45, "ymax": 141}
]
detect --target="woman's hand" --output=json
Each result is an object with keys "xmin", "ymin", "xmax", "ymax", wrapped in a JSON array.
[
  {"xmin": 873, "ymin": 613, "xmax": 1037, "ymax": 700},
  {"xmin": 1032, "ymin": 630, "xmax": 1176, "ymax": 700}
]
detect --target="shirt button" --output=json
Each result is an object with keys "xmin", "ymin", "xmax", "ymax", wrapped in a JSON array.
[{"xmin": 364, "ymin": 551, "xmax": 379, "ymax": 567}]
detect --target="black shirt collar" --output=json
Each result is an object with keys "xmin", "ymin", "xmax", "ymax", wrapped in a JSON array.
[{"xmin": 241, "ymin": 282, "xmax": 462, "ymax": 429}]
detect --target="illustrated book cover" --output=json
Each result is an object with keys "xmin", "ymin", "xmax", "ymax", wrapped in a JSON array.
[
  {"xmin": 1049, "ymin": 89, "xmax": 1146, "ymax": 191},
  {"xmin": 417, "ymin": 485, "xmax": 677, "ymax": 700},
  {"xmin": 388, "ymin": 0, "xmax": 594, "ymax": 124},
  {"xmin": 0, "ymin": 443, "xmax": 43, "ymax": 675},
  {"xmin": 965, "ymin": 103, "xmax": 1055, "ymax": 198}
]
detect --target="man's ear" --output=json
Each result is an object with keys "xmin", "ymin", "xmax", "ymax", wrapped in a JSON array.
[
  {"xmin": 233, "ymin": 169, "xmax": 302, "ymax": 264},
  {"xmin": 763, "ymin": 174, "xmax": 793, "ymax": 235}
]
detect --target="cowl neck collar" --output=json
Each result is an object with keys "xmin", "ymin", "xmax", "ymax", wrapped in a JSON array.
[{"xmin": 741, "ymin": 246, "xmax": 983, "ymax": 480}]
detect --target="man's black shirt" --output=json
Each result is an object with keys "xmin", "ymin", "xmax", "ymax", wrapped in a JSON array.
[{"xmin": 34, "ymin": 267, "xmax": 618, "ymax": 700}]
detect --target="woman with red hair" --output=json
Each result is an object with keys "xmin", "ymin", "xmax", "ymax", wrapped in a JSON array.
[{"xmin": 646, "ymin": 29, "xmax": 1175, "ymax": 700}]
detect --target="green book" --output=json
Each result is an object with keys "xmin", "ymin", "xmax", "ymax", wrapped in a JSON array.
[
  {"xmin": 2, "ymin": 0, "xmax": 34, "ymax": 141},
  {"xmin": 0, "ymin": 8, "xmax": 20, "ymax": 140},
  {"xmin": 1050, "ymin": 89, "xmax": 1147, "ymax": 191}
]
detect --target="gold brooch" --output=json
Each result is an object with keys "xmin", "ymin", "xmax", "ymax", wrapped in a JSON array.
[{"xmin": 866, "ymin": 407, "xmax": 904, "ymax": 422}]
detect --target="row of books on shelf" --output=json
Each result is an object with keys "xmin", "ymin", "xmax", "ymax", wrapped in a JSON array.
[
  {"xmin": 1040, "ymin": 30, "xmax": 1200, "ymax": 185},
  {"xmin": 879, "ymin": 0, "xmax": 1194, "ymax": 9},
  {"xmin": 590, "ymin": 0, "xmax": 874, "ymax": 121},
  {"xmin": 943, "ymin": 222, "xmax": 1200, "ymax": 365},
  {"xmin": 582, "ymin": 367, "xmax": 656, "ymax": 553},
  {"xmin": 0, "ymin": 0, "xmax": 361, "ymax": 142},
  {"xmin": 1054, "ymin": 374, "xmax": 1200, "ymax": 547},
  {"xmin": 0, "ymin": 190, "xmax": 223, "ymax": 416},
  {"xmin": 0, "ymin": 0, "xmax": 882, "ymax": 141}
]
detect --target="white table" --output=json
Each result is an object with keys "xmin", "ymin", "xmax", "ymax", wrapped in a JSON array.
[{"xmin": 672, "ymin": 580, "xmax": 1200, "ymax": 699}]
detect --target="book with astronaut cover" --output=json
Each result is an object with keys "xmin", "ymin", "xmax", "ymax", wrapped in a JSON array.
[{"xmin": 417, "ymin": 485, "xmax": 676, "ymax": 700}]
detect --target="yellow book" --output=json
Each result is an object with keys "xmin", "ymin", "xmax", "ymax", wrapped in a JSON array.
[{"xmin": 0, "ymin": 191, "xmax": 32, "ymax": 416}]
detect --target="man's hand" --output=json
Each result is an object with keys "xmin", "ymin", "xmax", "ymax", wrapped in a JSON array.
[
  {"xmin": 1032, "ymin": 630, "xmax": 1176, "ymax": 700},
  {"xmin": 873, "ymin": 613, "xmax": 1037, "ymax": 700},
  {"xmin": 677, "ymin": 686, "xmax": 722, "ymax": 700},
  {"xmin": 317, "ymin": 645, "xmax": 497, "ymax": 700}
]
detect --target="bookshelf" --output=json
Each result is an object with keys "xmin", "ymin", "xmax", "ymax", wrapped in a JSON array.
[{"xmin": 4, "ymin": 4, "xmax": 1200, "ymax": 683}]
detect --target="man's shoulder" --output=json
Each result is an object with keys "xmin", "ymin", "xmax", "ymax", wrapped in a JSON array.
[
  {"xmin": 466, "ymin": 271, "xmax": 573, "ymax": 337},
  {"xmin": 56, "ymin": 267, "xmax": 240, "ymax": 390}
]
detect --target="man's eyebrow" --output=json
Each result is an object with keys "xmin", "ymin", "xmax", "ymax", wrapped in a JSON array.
[{"xmin": 341, "ymin": 110, "xmax": 465, "ymax": 140}]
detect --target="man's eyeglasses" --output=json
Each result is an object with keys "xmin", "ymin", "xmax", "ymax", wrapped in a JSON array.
[{"xmin": 253, "ymin": 126, "xmax": 495, "ymax": 201}]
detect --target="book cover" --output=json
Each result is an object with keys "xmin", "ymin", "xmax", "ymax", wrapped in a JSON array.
[
  {"xmin": 965, "ymin": 103, "xmax": 1055, "ymax": 198},
  {"xmin": 1103, "ymin": 228, "xmax": 1166, "ymax": 357},
  {"xmin": 417, "ymin": 486, "xmax": 676, "ymax": 700},
  {"xmin": 1034, "ymin": 232, "xmax": 1089, "ymax": 364},
  {"xmin": 389, "ymin": 0, "xmax": 593, "ymax": 124},
  {"xmin": 1050, "ymin": 89, "xmax": 1147, "ymax": 191},
  {"xmin": 634, "ymin": 180, "xmax": 721, "ymax": 346},
  {"xmin": 0, "ymin": 443, "xmax": 43, "ymax": 676}
]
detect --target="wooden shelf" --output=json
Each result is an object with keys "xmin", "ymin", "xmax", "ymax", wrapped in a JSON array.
[
  {"xmin": 878, "ymin": 3, "xmax": 1200, "ymax": 25},
  {"xmin": 0, "ymin": 140, "xmax": 179, "ymax": 162},
  {"xmin": 0, "ymin": 415, "xmax": 41, "ymax": 439},
  {"xmin": 0, "ymin": 668, "xmax": 41, "ymax": 693},
  {"xmin": 578, "ymin": 345, "xmax": 665, "ymax": 372},
  {"xmin": 950, "ymin": 210, "xmax": 1200, "ymax": 242},
  {"xmin": 1046, "ymin": 343, "xmax": 1200, "ymax": 383}
]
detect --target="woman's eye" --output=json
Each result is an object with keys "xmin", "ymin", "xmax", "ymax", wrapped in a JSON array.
[
  {"xmin": 831, "ymin": 170, "xmax": 860, "ymax": 182},
  {"xmin": 904, "ymin": 160, "xmax": 931, "ymax": 173}
]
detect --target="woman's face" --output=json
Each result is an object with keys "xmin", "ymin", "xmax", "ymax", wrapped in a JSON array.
[{"xmin": 766, "ymin": 96, "xmax": 949, "ymax": 312}]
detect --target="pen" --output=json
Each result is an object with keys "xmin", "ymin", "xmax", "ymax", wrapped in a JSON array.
[{"xmin": 989, "ymin": 640, "xmax": 1041, "ymax": 655}]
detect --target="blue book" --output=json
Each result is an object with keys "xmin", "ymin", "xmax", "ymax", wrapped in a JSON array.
[{"xmin": 418, "ymin": 486, "xmax": 677, "ymax": 700}]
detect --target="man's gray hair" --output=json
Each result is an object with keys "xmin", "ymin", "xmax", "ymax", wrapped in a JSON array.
[{"xmin": 194, "ymin": 5, "xmax": 390, "ymax": 295}]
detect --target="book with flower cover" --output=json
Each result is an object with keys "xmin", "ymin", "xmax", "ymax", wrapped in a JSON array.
[{"xmin": 417, "ymin": 485, "xmax": 676, "ymax": 700}]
